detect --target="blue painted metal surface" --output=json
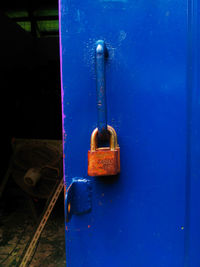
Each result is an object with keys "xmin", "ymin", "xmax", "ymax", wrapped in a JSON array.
[
  {"xmin": 59, "ymin": 0, "xmax": 200, "ymax": 266},
  {"xmin": 95, "ymin": 40, "xmax": 108, "ymax": 134}
]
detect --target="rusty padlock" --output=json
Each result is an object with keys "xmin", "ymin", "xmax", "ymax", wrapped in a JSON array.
[{"xmin": 88, "ymin": 125, "xmax": 120, "ymax": 176}]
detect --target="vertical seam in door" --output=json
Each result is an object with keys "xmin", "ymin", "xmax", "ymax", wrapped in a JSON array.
[{"xmin": 184, "ymin": 0, "xmax": 194, "ymax": 266}]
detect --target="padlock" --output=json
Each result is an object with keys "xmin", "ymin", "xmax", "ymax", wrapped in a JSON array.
[{"xmin": 88, "ymin": 125, "xmax": 120, "ymax": 176}]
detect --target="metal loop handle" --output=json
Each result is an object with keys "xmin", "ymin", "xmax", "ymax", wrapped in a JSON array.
[{"xmin": 95, "ymin": 40, "xmax": 108, "ymax": 135}]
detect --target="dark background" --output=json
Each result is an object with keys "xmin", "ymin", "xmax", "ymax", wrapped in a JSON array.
[{"xmin": 0, "ymin": 0, "xmax": 61, "ymax": 180}]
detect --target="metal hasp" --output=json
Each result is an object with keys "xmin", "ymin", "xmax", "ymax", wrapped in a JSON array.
[
  {"xmin": 95, "ymin": 40, "xmax": 108, "ymax": 135},
  {"xmin": 65, "ymin": 178, "xmax": 92, "ymax": 222}
]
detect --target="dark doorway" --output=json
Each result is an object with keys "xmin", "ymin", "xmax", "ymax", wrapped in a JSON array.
[{"xmin": 0, "ymin": 2, "xmax": 65, "ymax": 266}]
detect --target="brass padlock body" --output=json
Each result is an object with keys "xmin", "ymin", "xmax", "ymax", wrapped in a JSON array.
[{"xmin": 88, "ymin": 125, "xmax": 120, "ymax": 176}]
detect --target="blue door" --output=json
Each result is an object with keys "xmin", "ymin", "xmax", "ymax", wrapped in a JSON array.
[{"xmin": 59, "ymin": 1, "xmax": 200, "ymax": 266}]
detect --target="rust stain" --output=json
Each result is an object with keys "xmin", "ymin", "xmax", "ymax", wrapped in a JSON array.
[{"xmin": 68, "ymin": 203, "xmax": 71, "ymax": 213}]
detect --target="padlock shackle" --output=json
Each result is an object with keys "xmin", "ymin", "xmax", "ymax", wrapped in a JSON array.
[{"xmin": 90, "ymin": 125, "xmax": 118, "ymax": 152}]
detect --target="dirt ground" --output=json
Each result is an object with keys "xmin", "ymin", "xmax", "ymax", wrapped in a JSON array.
[{"xmin": 0, "ymin": 187, "xmax": 66, "ymax": 267}]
